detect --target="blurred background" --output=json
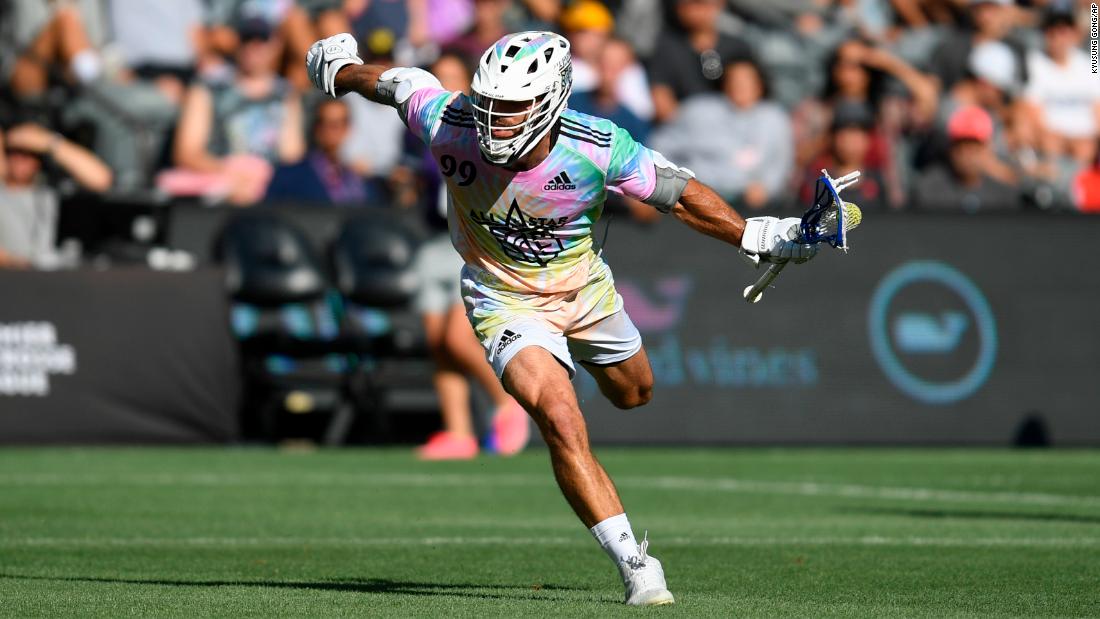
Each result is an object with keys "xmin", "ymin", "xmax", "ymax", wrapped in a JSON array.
[{"xmin": 0, "ymin": 0, "xmax": 1097, "ymax": 449}]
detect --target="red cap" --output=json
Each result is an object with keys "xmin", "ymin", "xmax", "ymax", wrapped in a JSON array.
[{"xmin": 947, "ymin": 105, "xmax": 993, "ymax": 142}]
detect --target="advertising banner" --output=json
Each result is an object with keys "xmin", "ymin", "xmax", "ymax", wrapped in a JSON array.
[
  {"xmin": 0, "ymin": 268, "xmax": 240, "ymax": 444},
  {"xmin": 578, "ymin": 213, "xmax": 1100, "ymax": 445}
]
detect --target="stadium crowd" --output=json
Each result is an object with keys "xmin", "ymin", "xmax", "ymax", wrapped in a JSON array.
[{"xmin": 2, "ymin": 0, "xmax": 1100, "ymax": 269}]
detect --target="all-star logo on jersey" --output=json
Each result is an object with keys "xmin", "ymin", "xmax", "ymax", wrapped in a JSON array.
[
  {"xmin": 544, "ymin": 170, "xmax": 576, "ymax": 191},
  {"xmin": 470, "ymin": 200, "xmax": 567, "ymax": 266},
  {"xmin": 496, "ymin": 328, "xmax": 522, "ymax": 355}
]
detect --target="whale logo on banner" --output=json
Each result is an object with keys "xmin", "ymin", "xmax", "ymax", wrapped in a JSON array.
[{"xmin": 868, "ymin": 261, "xmax": 997, "ymax": 405}]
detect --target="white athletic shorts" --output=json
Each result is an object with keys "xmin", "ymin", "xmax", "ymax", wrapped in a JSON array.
[{"xmin": 460, "ymin": 260, "xmax": 642, "ymax": 380}]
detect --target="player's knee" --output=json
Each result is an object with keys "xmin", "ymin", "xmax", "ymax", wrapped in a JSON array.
[{"xmin": 611, "ymin": 383, "xmax": 652, "ymax": 410}]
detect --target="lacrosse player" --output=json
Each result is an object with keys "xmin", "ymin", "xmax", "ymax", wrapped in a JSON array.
[{"xmin": 307, "ymin": 31, "xmax": 815, "ymax": 606}]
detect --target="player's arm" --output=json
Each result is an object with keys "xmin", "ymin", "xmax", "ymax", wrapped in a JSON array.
[
  {"xmin": 331, "ymin": 64, "xmax": 391, "ymax": 104},
  {"xmin": 669, "ymin": 178, "xmax": 746, "ymax": 247},
  {"xmin": 669, "ymin": 178, "xmax": 815, "ymax": 264},
  {"xmin": 608, "ymin": 129, "xmax": 814, "ymax": 264},
  {"xmin": 306, "ymin": 33, "xmax": 441, "ymax": 110}
]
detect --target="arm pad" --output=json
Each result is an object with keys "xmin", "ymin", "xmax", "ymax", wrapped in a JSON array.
[
  {"xmin": 376, "ymin": 67, "xmax": 443, "ymax": 113},
  {"xmin": 643, "ymin": 151, "xmax": 695, "ymax": 213}
]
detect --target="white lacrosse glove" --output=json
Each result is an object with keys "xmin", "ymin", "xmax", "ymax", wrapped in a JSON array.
[
  {"xmin": 306, "ymin": 33, "xmax": 363, "ymax": 97},
  {"xmin": 740, "ymin": 216, "xmax": 818, "ymax": 265}
]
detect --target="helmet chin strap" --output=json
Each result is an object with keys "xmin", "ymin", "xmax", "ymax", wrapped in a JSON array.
[{"xmin": 500, "ymin": 118, "xmax": 555, "ymax": 167}]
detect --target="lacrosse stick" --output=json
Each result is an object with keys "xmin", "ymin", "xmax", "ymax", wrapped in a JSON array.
[{"xmin": 743, "ymin": 169, "xmax": 864, "ymax": 304}]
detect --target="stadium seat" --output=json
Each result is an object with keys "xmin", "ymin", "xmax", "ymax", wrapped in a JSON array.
[
  {"xmin": 215, "ymin": 212, "xmax": 354, "ymax": 445},
  {"xmin": 331, "ymin": 213, "xmax": 437, "ymax": 438}
]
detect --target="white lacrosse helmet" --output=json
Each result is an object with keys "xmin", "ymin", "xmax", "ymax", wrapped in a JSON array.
[{"xmin": 470, "ymin": 31, "xmax": 573, "ymax": 166}]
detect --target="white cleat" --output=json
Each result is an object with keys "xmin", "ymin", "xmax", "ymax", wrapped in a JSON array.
[{"xmin": 618, "ymin": 533, "xmax": 675, "ymax": 606}]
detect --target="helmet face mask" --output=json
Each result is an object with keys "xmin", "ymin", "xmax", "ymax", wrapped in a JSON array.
[{"xmin": 470, "ymin": 32, "xmax": 573, "ymax": 166}]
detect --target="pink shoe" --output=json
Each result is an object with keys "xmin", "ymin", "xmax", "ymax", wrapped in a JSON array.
[
  {"xmin": 416, "ymin": 432, "xmax": 478, "ymax": 460},
  {"xmin": 491, "ymin": 398, "xmax": 530, "ymax": 456}
]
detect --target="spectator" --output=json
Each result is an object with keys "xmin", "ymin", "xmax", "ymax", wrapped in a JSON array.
[
  {"xmin": 730, "ymin": 1, "xmax": 854, "ymax": 110},
  {"xmin": 562, "ymin": 0, "xmax": 653, "ymax": 123},
  {"xmin": 106, "ymin": 0, "xmax": 206, "ymax": 106},
  {"xmin": 448, "ymin": 0, "xmax": 507, "ymax": 65},
  {"xmin": 449, "ymin": 0, "xmax": 555, "ymax": 64},
  {"xmin": 161, "ymin": 18, "xmax": 305, "ymax": 205},
  {"xmin": 0, "ymin": 123, "xmax": 112, "ymax": 269},
  {"xmin": 613, "ymin": 0, "xmax": 664, "ymax": 59},
  {"xmin": 1018, "ymin": 6, "xmax": 1100, "ymax": 170},
  {"xmin": 568, "ymin": 37, "xmax": 659, "ymax": 223},
  {"xmin": 391, "ymin": 52, "xmax": 471, "ymax": 215},
  {"xmin": 264, "ymin": 99, "xmax": 367, "ymax": 205},
  {"xmin": 400, "ymin": 52, "xmax": 527, "ymax": 460},
  {"xmin": 52, "ymin": 0, "xmax": 205, "ymax": 192},
  {"xmin": 1071, "ymin": 138, "xmax": 1100, "ymax": 212},
  {"xmin": 912, "ymin": 105, "xmax": 1019, "ymax": 212},
  {"xmin": 928, "ymin": 0, "xmax": 1027, "ymax": 92},
  {"xmin": 7, "ymin": 1, "xmax": 104, "ymax": 100},
  {"xmin": 564, "ymin": 1, "xmax": 612, "ymax": 94},
  {"xmin": 793, "ymin": 38, "xmax": 938, "ymax": 208},
  {"xmin": 569, "ymin": 38, "xmax": 650, "ymax": 144},
  {"xmin": 347, "ymin": 0, "xmax": 430, "ymax": 67},
  {"xmin": 651, "ymin": 58, "xmax": 791, "ymax": 209},
  {"xmin": 800, "ymin": 101, "xmax": 891, "ymax": 213},
  {"xmin": 820, "ymin": 39, "xmax": 938, "ymax": 118},
  {"xmin": 205, "ymin": 0, "xmax": 348, "ymax": 92},
  {"xmin": 920, "ymin": 40, "xmax": 1019, "ymax": 187},
  {"xmin": 425, "ymin": 0, "xmax": 475, "ymax": 46},
  {"xmin": 647, "ymin": 0, "xmax": 753, "ymax": 123},
  {"xmin": 338, "ymin": 42, "xmax": 408, "ymax": 185}
]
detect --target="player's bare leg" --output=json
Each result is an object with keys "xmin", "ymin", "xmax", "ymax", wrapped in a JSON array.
[
  {"xmin": 501, "ymin": 346, "xmax": 623, "ymax": 525},
  {"xmin": 578, "ymin": 347, "xmax": 655, "ymax": 410},
  {"xmin": 501, "ymin": 345, "xmax": 673, "ymax": 605}
]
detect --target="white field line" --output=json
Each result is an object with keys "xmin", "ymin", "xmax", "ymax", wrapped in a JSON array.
[
  {"xmin": 0, "ymin": 471, "xmax": 1097, "ymax": 508},
  {"xmin": 1, "ymin": 536, "xmax": 1098, "ymax": 549}
]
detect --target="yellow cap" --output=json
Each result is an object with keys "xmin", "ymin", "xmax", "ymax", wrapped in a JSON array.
[{"xmin": 561, "ymin": 0, "xmax": 614, "ymax": 33}]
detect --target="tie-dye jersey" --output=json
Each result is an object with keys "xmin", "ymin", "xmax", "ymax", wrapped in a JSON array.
[{"xmin": 400, "ymin": 86, "xmax": 663, "ymax": 294}]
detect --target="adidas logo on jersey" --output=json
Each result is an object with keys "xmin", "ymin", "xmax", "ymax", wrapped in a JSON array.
[
  {"xmin": 496, "ymin": 329, "xmax": 522, "ymax": 355},
  {"xmin": 544, "ymin": 171, "xmax": 576, "ymax": 191}
]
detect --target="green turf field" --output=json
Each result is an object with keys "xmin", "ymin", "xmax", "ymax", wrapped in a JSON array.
[{"xmin": 1, "ymin": 448, "xmax": 1097, "ymax": 617}]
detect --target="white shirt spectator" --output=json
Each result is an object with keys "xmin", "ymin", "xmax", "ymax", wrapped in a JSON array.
[
  {"xmin": 0, "ymin": 186, "xmax": 59, "ymax": 268},
  {"xmin": 1025, "ymin": 48, "xmax": 1100, "ymax": 139},
  {"xmin": 108, "ymin": 0, "xmax": 205, "ymax": 68},
  {"xmin": 340, "ymin": 96, "xmax": 406, "ymax": 177},
  {"xmin": 650, "ymin": 94, "xmax": 791, "ymax": 201}
]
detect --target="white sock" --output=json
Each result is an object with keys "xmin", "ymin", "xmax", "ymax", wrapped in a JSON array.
[
  {"xmin": 70, "ymin": 50, "xmax": 101, "ymax": 84},
  {"xmin": 589, "ymin": 513, "xmax": 639, "ymax": 565}
]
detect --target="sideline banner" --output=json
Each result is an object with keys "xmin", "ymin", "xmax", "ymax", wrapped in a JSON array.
[
  {"xmin": 578, "ymin": 213, "xmax": 1100, "ymax": 445},
  {"xmin": 0, "ymin": 268, "xmax": 240, "ymax": 444}
]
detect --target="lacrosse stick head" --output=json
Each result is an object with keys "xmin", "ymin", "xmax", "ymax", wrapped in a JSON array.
[{"xmin": 801, "ymin": 170, "xmax": 863, "ymax": 250}]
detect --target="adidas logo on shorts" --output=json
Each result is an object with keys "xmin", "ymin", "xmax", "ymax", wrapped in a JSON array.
[
  {"xmin": 544, "ymin": 170, "xmax": 576, "ymax": 191},
  {"xmin": 496, "ymin": 329, "xmax": 522, "ymax": 355}
]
